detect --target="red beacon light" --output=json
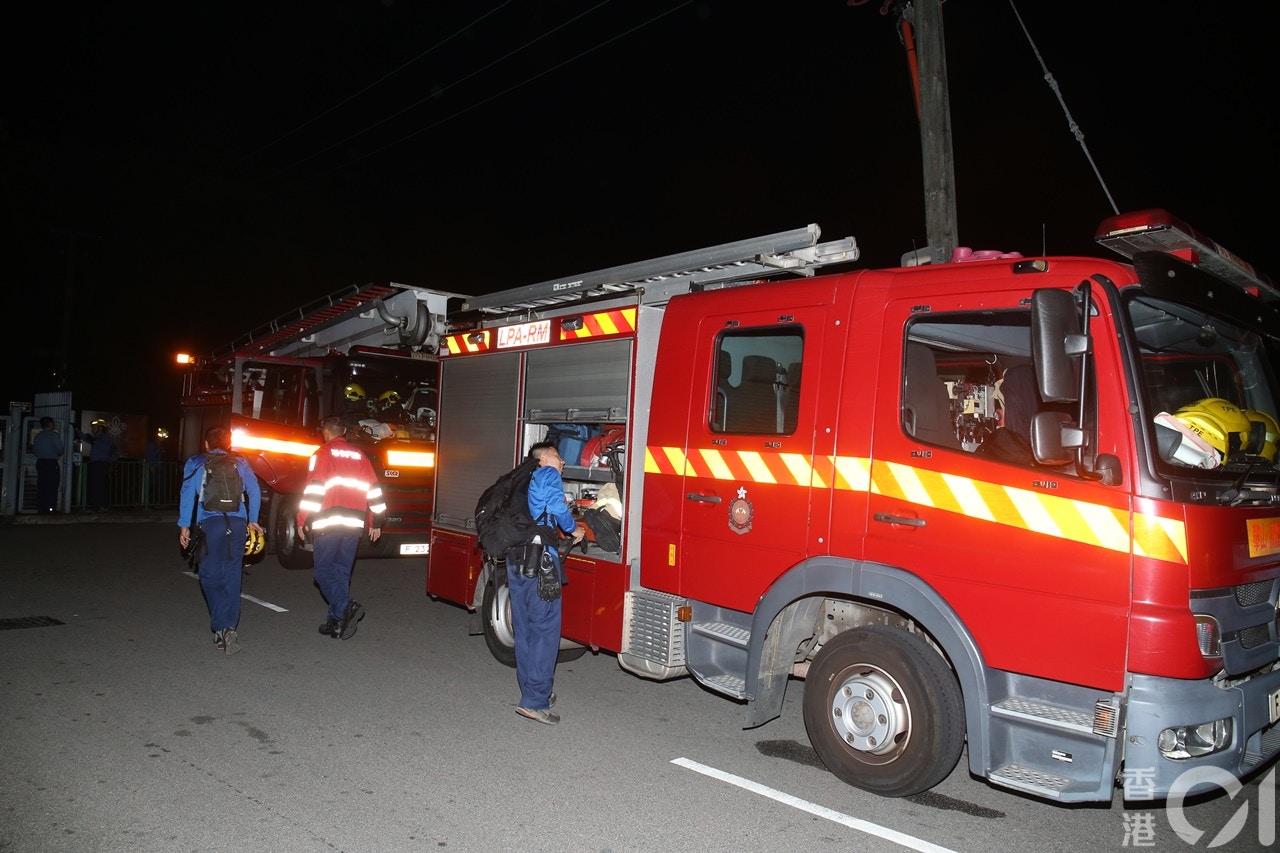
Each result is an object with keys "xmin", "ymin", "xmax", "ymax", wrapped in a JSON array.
[{"xmin": 1095, "ymin": 208, "xmax": 1278, "ymax": 300}]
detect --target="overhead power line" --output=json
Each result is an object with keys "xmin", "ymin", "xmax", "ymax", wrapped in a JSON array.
[
  {"xmin": 238, "ymin": 0, "xmax": 516, "ymax": 167},
  {"xmin": 273, "ymin": 0, "xmax": 617, "ymax": 178},
  {"xmin": 285, "ymin": 0, "xmax": 693, "ymax": 187}
]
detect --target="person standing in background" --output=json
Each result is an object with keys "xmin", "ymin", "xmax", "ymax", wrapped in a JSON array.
[
  {"xmin": 32, "ymin": 417, "xmax": 64, "ymax": 514},
  {"xmin": 87, "ymin": 419, "xmax": 116, "ymax": 512},
  {"xmin": 145, "ymin": 428, "xmax": 167, "ymax": 507}
]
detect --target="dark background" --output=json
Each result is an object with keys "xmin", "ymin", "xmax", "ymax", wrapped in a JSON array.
[{"xmin": 2, "ymin": 1, "xmax": 1274, "ymax": 435}]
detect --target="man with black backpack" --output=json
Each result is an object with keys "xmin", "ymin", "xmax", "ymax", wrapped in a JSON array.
[
  {"xmin": 507, "ymin": 441, "xmax": 584, "ymax": 725},
  {"xmin": 178, "ymin": 425, "xmax": 263, "ymax": 656}
]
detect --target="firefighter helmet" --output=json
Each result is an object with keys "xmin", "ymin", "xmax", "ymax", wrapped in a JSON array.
[
  {"xmin": 1159, "ymin": 398, "xmax": 1252, "ymax": 468},
  {"xmin": 344, "ymin": 383, "xmax": 366, "ymax": 403},
  {"xmin": 1244, "ymin": 408, "xmax": 1279, "ymax": 463},
  {"xmin": 378, "ymin": 390, "xmax": 401, "ymax": 406},
  {"xmin": 245, "ymin": 526, "xmax": 265, "ymax": 557}
]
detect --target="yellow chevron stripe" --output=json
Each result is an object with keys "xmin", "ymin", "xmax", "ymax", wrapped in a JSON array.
[{"xmin": 644, "ymin": 444, "xmax": 1189, "ymax": 565}]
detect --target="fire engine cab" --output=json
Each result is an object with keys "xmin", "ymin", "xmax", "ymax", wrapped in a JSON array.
[
  {"xmin": 426, "ymin": 213, "xmax": 1280, "ymax": 802},
  {"xmin": 179, "ymin": 281, "xmax": 460, "ymax": 569}
]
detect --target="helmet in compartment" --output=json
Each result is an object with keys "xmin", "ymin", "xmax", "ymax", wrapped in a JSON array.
[{"xmin": 344, "ymin": 383, "xmax": 366, "ymax": 403}]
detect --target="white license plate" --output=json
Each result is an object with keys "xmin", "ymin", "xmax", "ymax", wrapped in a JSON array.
[
  {"xmin": 1270, "ymin": 686, "xmax": 1280, "ymax": 724},
  {"xmin": 399, "ymin": 543, "xmax": 429, "ymax": 555}
]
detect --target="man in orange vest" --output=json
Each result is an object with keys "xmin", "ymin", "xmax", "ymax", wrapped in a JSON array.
[{"xmin": 298, "ymin": 416, "xmax": 385, "ymax": 640}]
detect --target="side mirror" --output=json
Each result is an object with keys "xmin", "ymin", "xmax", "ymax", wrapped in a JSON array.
[
  {"xmin": 1030, "ymin": 411, "xmax": 1075, "ymax": 466},
  {"xmin": 1031, "ymin": 289, "xmax": 1085, "ymax": 403}
]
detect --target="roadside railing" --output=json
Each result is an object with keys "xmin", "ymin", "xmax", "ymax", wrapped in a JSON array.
[{"xmin": 70, "ymin": 459, "xmax": 183, "ymax": 512}]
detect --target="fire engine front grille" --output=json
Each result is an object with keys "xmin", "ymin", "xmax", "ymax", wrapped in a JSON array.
[
  {"xmin": 624, "ymin": 591, "xmax": 687, "ymax": 667},
  {"xmin": 1238, "ymin": 624, "xmax": 1270, "ymax": 650},
  {"xmin": 1235, "ymin": 580, "xmax": 1274, "ymax": 608}
]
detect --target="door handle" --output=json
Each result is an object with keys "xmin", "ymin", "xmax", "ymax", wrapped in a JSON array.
[
  {"xmin": 873, "ymin": 512, "xmax": 925, "ymax": 528},
  {"xmin": 686, "ymin": 493, "xmax": 722, "ymax": 504}
]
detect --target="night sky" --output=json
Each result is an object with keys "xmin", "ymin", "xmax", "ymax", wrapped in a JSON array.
[{"xmin": 3, "ymin": 1, "xmax": 1275, "ymax": 434}]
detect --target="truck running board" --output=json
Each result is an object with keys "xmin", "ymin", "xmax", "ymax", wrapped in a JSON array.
[{"xmin": 984, "ymin": 692, "xmax": 1122, "ymax": 802}]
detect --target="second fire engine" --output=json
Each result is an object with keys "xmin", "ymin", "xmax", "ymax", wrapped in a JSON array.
[{"xmin": 179, "ymin": 281, "xmax": 460, "ymax": 569}]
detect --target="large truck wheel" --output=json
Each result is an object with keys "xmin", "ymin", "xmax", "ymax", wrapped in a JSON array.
[
  {"xmin": 802, "ymin": 625, "xmax": 964, "ymax": 798},
  {"xmin": 274, "ymin": 494, "xmax": 313, "ymax": 571},
  {"xmin": 480, "ymin": 563, "xmax": 589, "ymax": 668},
  {"xmin": 481, "ymin": 566, "xmax": 518, "ymax": 668}
]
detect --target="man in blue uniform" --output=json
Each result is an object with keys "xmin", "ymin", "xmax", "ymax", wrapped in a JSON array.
[
  {"xmin": 178, "ymin": 426, "xmax": 263, "ymax": 656},
  {"xmin": 33, "ymin": 417, "xmax": 64, "ymax": 514},
  {"xmin": 508, "ymin": 441, "xmax": 585, "ymax": 725}
]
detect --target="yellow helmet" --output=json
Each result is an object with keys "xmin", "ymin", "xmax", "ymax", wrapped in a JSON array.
[
  {"xmin": 1244, "ymin": 408, "xmax": 1279, "ymax": 463},
  {"xmin": 344, "ymin": 383, "xmax": 366, "ymax": 402},
  {"xmin": 378, "ymin": 390, "xmax": 401, "ymax": 405},
  {"xmin": 1171, "ymin": 398, "xmax": 1251, "ymax": 461},
  {"xmin": 245, "ymin": 526, "xmax": 265, "ymax": 557}
]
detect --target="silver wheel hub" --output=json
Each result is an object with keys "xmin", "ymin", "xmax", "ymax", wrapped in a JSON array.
[{"xmin": 829, "ymin": 665, "xmax": 910, "ymax": 755}]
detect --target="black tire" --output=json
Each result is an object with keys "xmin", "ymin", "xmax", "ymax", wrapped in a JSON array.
[
  {"xmin": 480, "ymin": 562, "xmax": 589, "ymax": 667},
  {"xmin": 481, "ymin": 564, "xmax": 518, "ymax": 668},
  {"xmin": 274, "ymin": 494, "xmax": 313, "ymax": 571},
  {"xmin": 802, "ymin": 625, "xmax": 964, "ymax": 798}
]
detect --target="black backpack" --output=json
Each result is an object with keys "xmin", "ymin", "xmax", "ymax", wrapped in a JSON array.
[
  {"xmin": 473, "ymin": 458, "xmax": 539, "ymax": 560},
  {"xmin": 200, "ymin": 451, "xmax": 245, "ymax": 513}
]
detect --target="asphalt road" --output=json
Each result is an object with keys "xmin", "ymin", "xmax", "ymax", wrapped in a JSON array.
[{"xmin": 0, "ymin": 518, "xmax": 1274, "ymax": 853}]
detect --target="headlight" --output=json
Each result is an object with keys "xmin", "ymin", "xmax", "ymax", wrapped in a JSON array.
[{"xmin": 1157, "ymin": 718, "xmax": 1232, "ymax": 759}]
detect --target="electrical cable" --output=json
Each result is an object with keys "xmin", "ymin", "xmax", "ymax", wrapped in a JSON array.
[{"xmin": 1006, "ymin": 0, "xmax": 1119, "ymax": 215}]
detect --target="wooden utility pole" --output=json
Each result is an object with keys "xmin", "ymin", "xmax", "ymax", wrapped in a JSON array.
[{"xmin": 905, "ymin": 0, "xmax": 958, "ymax": 260}]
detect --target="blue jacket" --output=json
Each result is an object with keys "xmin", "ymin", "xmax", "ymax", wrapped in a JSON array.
[
  {"xmin": 177, "ymin": 450, "xmax": 261, "ymax": 527},
  {"xmin": 33, "ymin": 428, "xmax": 64, "ymax": 460},
  {"xmin": 527, "ymin": 465, "xmax": 576, "ymax": 535},
  {"xmin": 89, "ymin": 431, "xmax": 116, "ymax": 463}
]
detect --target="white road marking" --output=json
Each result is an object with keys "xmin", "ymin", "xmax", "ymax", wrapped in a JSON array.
[
  {"xmin": 183, "ymin": 571, "xmax": 289, "ymax": 612},
  {"xmin": 671, "ymin": 757, "xmax": 958, "ymax": 853}
]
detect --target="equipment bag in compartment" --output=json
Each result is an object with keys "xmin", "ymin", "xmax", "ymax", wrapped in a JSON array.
[
  {"xmin": 546, "ymin": 424, "xmax": 594, "ymax": 465},
  {"xmin": 583, "ymin": 481, "xmax": 623, "ymax": 553}
]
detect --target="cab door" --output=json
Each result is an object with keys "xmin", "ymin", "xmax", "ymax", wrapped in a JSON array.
[
  {"xmin": 650, "ymin": 297, "xmax": 833, "ymax": 613},
  {"xmin": 864, "ymin": 291, "xmax": 1134, "ymax": 691}
]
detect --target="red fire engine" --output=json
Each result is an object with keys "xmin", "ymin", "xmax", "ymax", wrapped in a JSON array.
[
  {"xmin": 426, "ymin": 214, "xmax": 1280, "ymax": 802},
  {"xmin": 179, "ymin": 281, "xmax": 460, "ymax": 569}
]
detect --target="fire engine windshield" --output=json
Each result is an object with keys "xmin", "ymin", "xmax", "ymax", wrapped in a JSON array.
[
  {"xmin": 338, "ymin": 356, "xmax": 437, "ymax": 442},
  {"xmin": 1126, "ymin": 292, "xmax": 1280, "ymax": 480}
]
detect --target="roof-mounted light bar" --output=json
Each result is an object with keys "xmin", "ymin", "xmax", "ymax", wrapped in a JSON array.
[{"xmin": 1095, "ymin": 209, "xmax": 1278, "ymax": 300}]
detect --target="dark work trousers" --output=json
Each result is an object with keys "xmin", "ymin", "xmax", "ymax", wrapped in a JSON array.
[
  {"xmin": 197, "ymin": 513, "xmax": 247, "ymax": 633},
  {"xmin": 505, "ymin": 553, "xmax": 562, "ymax": 711},
  {"xmin": 36, "ymin": 458, "xmax": 59, "ymax": 512},
  {"xmin": 88, "ymin": 461, "xmax": 111, "ymax": 510},
  {"xmin": 312, "ymin": 530, "xmax": 361, "ymax": 622}
]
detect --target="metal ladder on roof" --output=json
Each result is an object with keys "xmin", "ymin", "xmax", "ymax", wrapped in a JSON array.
[{"xmin": 459, "ymin": 224, "xmax": 859, "ymax": 315}]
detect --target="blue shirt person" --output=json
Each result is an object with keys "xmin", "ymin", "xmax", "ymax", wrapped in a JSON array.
[
  {"xmin": 177, "ymin": 425, "xmax": 263, "ymax": 655},
  {"xmin": 85, "ymin": 419, "xmax": 117, "ymax": 512},
  {"xmin": 506, "ymin": 441, "xmax": 584, "ymax": 725},
  {"xmin": 32, "ymin": 417, "xmax": 64, "ymax": 514}
]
